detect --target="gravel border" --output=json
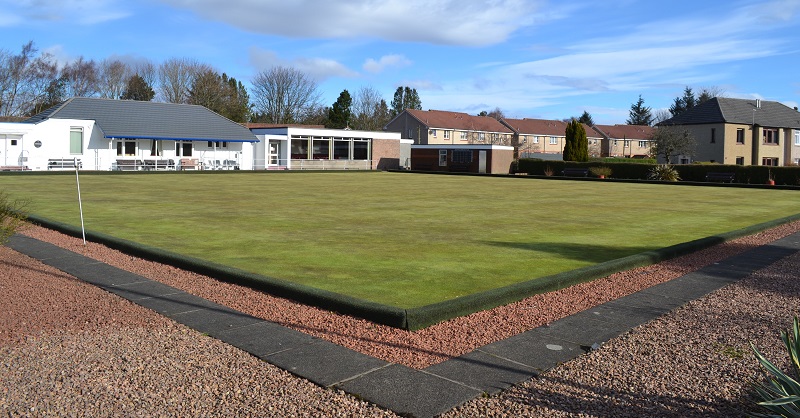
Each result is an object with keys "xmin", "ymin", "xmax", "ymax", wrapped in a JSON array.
[
  {"xmin": 2, "ymin": 222, "xmax": 799, "ymax": 416},
  {"xmin": 14, "ymin": 220, "xmax": 800, "ymax": 369}
]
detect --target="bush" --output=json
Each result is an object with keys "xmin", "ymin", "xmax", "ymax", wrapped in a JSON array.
[
  {"xmin": 0, "ymin": 190, "xmax": 27, "ymax": 245},
  {"xmin": 648, "ymin": 164, "xmax": 680, "ymax": 181},
  {"xmin": 750, "ymin": 316, "xmax": 800, "ymax": 418},
  {"xmin": 589, "ymin": 166, "xmax": 612, "ymax": 178}
]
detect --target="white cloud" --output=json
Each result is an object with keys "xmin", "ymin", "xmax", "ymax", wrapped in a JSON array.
[
  {"xmin": 248, "ymin": 47, "xmax": 358, "ymax": 81},
  {"xmin": 363, "ymin": 54, "xmax": 411, "ymax": 73},
  {"xmin": 159, "ymin": 0, "xmax": 542, "ymax": 46},
  {"xmin": 0, "ymin": 0, "xmax": 130, "ymax": 24}
]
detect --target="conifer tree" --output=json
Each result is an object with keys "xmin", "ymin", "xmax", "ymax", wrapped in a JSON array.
[
  {"xmin": 327, "ymin": 89, "xmax": 352, "ymax": 129},
  {"xmin": 563, "ymin": 119, "xmax": 588, "ymax": 162},
  {"xmin": 627, "ymin": 95, "xmax": 653, "ymax": 126}
]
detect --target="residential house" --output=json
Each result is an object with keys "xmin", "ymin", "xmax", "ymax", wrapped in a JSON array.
[
  {"xmin": 591, "ymin": 124, "xmax": 655, "ymax": 158},
  {"xmin": 385, "ymin": 109, "xmax": 514, "ymax": 146},
  {"xmin": 659, "ymin": 97, "xmax": 800, "ymax": 166},
  {"xmin": 247, "ymin": 124, "xmax": 409, "ymax": 170},
  {"xmin": 500, "ymin": 118, "xmax": 602, "ymax": 159},
  {"xmin": 0, "ymin": 97, "xmax": 258, "ymax": 171}
]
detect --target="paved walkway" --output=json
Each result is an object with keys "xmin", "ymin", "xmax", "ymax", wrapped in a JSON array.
[{"xmin": 8, "ymin": 232, "xmax": 800, "ymax": 418}]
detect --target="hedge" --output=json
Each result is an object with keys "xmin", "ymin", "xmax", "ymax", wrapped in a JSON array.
[{"xmin": 517, "ymin": 159, "xmax": 800, "ymax": 185}]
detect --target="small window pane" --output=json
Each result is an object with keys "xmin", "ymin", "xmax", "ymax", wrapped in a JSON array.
[{"xmin": 70, "ymin": 128, "xmax": 83, "ymax": 154}]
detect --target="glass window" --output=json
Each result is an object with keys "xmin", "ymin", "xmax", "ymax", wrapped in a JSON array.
[
  {"xmin": 333, "ymin": 140, "xmax": 350, "ymax": 159},
  {"xmin": 117, "ymin": 140, "xmax": 136, "ymax": 156},
  {"xmin": 762, "ymin": 157, "xmax": 779, "ymax": 166},
  {"xmin": 438, "ymin": 150, "xmax": 447, "ymax": 166},
  {"xmin": 430, "ymin": 129, "xmax": 437, "ymax": 137},
  {"xmin": 312, "ymin": 139, "xmax": 330, "ymax": 159},
  {"xmin": 735, "ymin": 156, "xmax": 744, "ymax": 165},
  {"xmin": 69, "ymin": 127, "xmax": 83, "ymax": 154},
  {"xmin": 291, "ymin": 137, "xmax": 309, "ymax": 159},
  {"xmin": 795, "ymin": 131, "xmax": 800, "ymax": 145},
  {"xmin": 452, "ymin": 149, "xmax": 472, "ymax": 163},
  {"xmin": 763, "ymin": 129, "xmax": 779, "ymax": 144},
  {"xmin": 181, "ymin": 142, "xmax": 192, "ymax": 157},
  {"xmin": 736, "ymin": 128, "xmax": 745, "ymax": 144},
  {"xmin": 460, "ymin": 131, "xmax": 468, "ymax": 140},
  {"xmin": 710, "ymin": 128, "xmax": 716, "ymax": 143},
  {"xmin": 638, "ymin": 140, "xmax": 647, "ymax": 148},
  {"xmin": 150, "ymin": 140, "xmax": 162, "ymax": 156},
  {"xmin": 549, "ymin": 136, "xmax": 558, "ymax": 145},
  {"xmin": 353, "ymin": 140, "xmax": 369, "ymax": 160}
]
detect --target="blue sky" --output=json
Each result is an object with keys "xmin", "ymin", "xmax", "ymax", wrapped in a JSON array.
[{"xmin": 1, "ymin": 0, "xmax": 799, "ymax": 124}]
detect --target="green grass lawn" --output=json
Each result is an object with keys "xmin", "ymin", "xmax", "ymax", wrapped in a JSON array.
[{"xmin": 1, "ymin": 171, "xmax": 798, "ymax": 308}]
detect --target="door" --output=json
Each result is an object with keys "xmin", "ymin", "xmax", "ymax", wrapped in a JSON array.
[
  {"xmin": 3, "ymin": 135, "xmax": 22, "ymax": 166},
  {"xmin": 269, "ymin": 141, "xmax": 281, "ymax": 165},
  {"xmin": 478, "ymin": 150, "xmax": 487, "ymax": 173}
]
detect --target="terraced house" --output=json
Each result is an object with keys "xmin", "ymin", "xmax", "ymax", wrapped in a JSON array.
[
  {"xmin": 660, "ymin": 97, "xmax": 800, "ymax": 166},
  {"xmin": 591, "ymin": 124, "xmax": 655, "ymax": 159},
  {"xmin": 385, "ymin": 109, "xmax": 514, "ymax": 145},
  {"xmin": 500, "ymin": 118, "xmax": 602, "ymax": 159}
]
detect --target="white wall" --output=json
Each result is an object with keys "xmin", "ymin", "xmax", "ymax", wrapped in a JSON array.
[{"xmin": 0, "ymin": 119, "xmax": 257, "ymax": 171}]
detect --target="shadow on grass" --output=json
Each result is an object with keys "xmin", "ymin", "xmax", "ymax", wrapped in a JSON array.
[{"xmin": 481, "ymin": 241, "xmax": 656, "ymax": 263}]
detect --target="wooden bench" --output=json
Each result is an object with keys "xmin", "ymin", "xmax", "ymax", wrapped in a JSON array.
[
  {"xmin": 705, "ymin": 172, "xmax": 736, "ymax": 183},
  {"xmin": 179, "ymin": 158, "xmax": 200, "ymax": 170},
  {"xmin": 562, "ymin": 168, "xmax": 589, "ymax": 177},
  {"xmin": 48, "ymin": 159, "xmax": 81, "ymax": 170},
  {"xmin": 114, "ymin": 159, "xmax": 140, "ymax": 171}
]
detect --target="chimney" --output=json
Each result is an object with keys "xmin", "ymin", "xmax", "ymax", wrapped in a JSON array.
[{"xmin": 756, "ymin": 99, "xmax": 761, "ymax": 109}]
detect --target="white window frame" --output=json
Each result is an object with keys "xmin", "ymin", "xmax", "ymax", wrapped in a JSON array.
[
  {"xmin": 443, "ymin": 130, "xmax": 450, "ymax": 140},
  {"xmin": 438, "ymin": 149, "xmax": 447, "ymax": 166},
  {"xmin": 549, "ymin": 136, "xmax": 558, "ymax": 145},
  {"xmin": 69, "ymin": 127, "xmax": 83, "ymax": 155},
  {"xmin": 795, "ymin": 130, "xmax": 800, "ymax": 146}
]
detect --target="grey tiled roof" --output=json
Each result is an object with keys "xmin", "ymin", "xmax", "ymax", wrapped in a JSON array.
[
  {"xmin": 24, "ymin": 97, "xmax": 258, "ymax": 142},
  {"xmin": 661, "ymin": 97, "xmax": 800, "ymax": 129}
]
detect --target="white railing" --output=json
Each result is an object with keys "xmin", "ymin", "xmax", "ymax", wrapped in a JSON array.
[
  {"xmin": 251, "ymin": 158, "xmax": 373, "ymax": 170},
  {"xmin": 292, "ymin": 159, "xmax": 372, "ymax": 170}
]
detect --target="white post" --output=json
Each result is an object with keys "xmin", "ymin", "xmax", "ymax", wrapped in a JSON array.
[{"xmin": 74, "ymin": 158, "xmax": 86, "ymax": 245}]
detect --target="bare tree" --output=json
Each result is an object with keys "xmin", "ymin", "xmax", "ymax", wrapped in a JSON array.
[
  {"xmin": 97, "ymin": 59, "xmax": 130, "ymax": 99},
  {"xmin": 130, "ymin": 60, "xmax": 157, "ymax": 95},
  {"xmin": 351, "ymin": 85, "xmax": 390, "ymax": 130},
  {"xmin": 0, "ymin": 42, "xmax": 61, "ymax": 117},
  {"xmin": 486, "ymin": 107, "xmax": 505, "ymax": 120},
  {"xmin": 60, "ymin": 56, "xmax": 98, "ymax": 98},
  {"xmin": 158, "ymin": 57, "xmax": 208, "ymax": 104},
  {"xmin": 24, "ymin": 55, "xmax": 60, "ymax": 115},
  {"xmin": 250, "ymin": 66, "xmax": 321, "ymax": 124},
  {"xmin": 650, "ymin": 125, "xmax": 695, "ymax": 164},
  {"xmin": 652, "ymin": 108, "xmax": 673, "ymax": 125},
  {"xmin": 0, "ymin": 42, "xmax": 39, "ymax": 116}
]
